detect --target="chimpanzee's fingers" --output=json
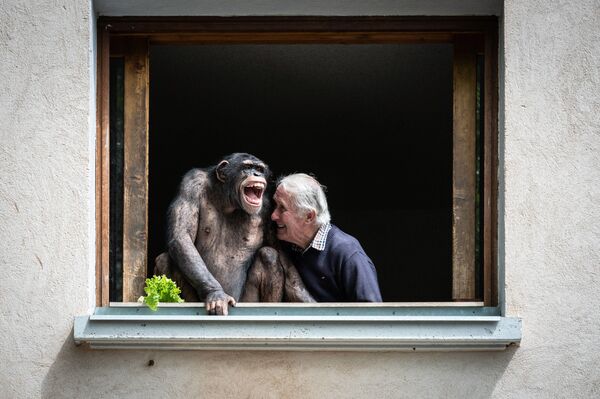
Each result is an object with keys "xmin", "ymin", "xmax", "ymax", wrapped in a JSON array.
[
  {"xmin": 229, "ymin": 297, "xmax": 237, "ymax": 307},
  {"xmin": 207, "ymin": 301, "xmax": 217, "ymax": 315},
  {"xmin": 215, "ymin": 302, "xmax": 224, "ymax": 315}
]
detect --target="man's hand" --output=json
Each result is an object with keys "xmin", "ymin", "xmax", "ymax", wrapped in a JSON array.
[{"xmin": 205, "ymin": 290, "xmax": 236, "ymax": 315}]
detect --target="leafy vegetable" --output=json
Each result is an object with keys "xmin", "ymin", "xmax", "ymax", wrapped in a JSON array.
[{"xmin": 138, "ymin": 275, "xmax": 184, "ymax": 311}]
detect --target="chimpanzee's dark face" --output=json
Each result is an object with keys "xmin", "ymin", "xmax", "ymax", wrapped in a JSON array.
[{"xmin": 216, "ymin": 153, "xmax": 270, "ymax": 215}]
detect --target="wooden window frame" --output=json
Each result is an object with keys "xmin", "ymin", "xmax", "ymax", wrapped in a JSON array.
[{"xmin": 96, "ymin": 16, "xmax": 499, "ymax": 307}]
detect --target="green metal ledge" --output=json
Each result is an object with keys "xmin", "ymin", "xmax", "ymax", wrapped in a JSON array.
[{"xmin": 74, "ymin": 303, "xmax": 521, "ymax": 351}]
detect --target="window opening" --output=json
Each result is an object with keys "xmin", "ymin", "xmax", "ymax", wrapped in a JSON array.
[
  {"xmin": 148, "ymin": 43, "xmax": 454, "ymax": 302},
  {"xmin": 96, "ymin": 17, "xmax": 498, "ymax": 307}
]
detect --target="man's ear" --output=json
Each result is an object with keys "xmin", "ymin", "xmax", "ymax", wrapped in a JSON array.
[
  {"xmin": 305, "ymin": 209, "xmax": 317, "ymax": 224},
  {"xmin": 216, "ymin": 160, "xmax": 229, "ymax": 183}
]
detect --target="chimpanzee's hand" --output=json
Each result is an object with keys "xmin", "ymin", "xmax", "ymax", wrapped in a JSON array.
[{"xmin": 205, "ymin": 290, "xmax": 236, "ymax": 315}]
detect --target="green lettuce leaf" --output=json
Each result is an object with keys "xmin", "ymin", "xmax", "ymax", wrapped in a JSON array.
[{"xmin": 139, "ymin": 275, "xmax": 184, "ymax": 311}]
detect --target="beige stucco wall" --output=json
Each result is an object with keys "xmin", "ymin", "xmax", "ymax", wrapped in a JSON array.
[{"xmin": 1, "ymin": 1, "xmax": 599, "ymax": 397}]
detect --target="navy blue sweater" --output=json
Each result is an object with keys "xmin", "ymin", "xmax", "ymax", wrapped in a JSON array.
[{"xmin": 284, "ymin": 224, "xmax": 382, "ymax": 302}]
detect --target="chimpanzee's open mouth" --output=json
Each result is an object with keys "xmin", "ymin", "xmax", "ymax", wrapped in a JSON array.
[{"xmin": 242, "ymin": 179, "xmax": 266, "ymax": 207}]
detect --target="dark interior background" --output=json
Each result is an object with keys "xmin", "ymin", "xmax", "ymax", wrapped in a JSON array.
[{"xmin": 148, "ymin": 44, "xmax": 453, "ymax": 301}]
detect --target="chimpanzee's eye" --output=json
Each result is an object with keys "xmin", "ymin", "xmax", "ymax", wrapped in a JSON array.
[{"xmin": 243, "ymin": 163, "xmax": 265, "ymax": 174}]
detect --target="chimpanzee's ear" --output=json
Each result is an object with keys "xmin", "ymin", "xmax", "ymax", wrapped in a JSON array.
[{"xmin": 216, "ymin": 160, "xmax": 229, "ymax": 182}]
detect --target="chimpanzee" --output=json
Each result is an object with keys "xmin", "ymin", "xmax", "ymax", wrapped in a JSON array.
[{"xmin": 154, "ymin": 153, "xmax": 314, "ymax": 315}]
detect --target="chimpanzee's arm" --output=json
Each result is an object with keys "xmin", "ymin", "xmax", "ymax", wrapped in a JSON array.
[
  {"xmin": 166, "ymin": 169, "xmax": 235, "ymax": 314},
  {"xmin": 280, "ymin": 250, "xmax": 316, "ymax": 303}
]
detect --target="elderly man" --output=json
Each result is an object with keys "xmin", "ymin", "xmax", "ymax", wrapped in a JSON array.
[{"xmin": 271, "ymin": 173, "xmax": 382, "ymax": 302}]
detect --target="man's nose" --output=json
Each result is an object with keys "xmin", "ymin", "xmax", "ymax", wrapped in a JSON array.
[{"xmin": 271, "ymin": 211, "xmax": 278, "ymax": 221}]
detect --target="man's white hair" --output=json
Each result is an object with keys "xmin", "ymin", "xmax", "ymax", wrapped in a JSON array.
[{"xmin": 277, "ymin": 173, "xmax": 331, "ymax": 226}]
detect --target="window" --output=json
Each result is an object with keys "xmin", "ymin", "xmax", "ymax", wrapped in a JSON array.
[
  {"xmin": 96, "ymin": 17, "xmax": 498, "ymax": 307},
  {"xmin": 76, "ymin": 16, "xmax": 521, "ymax": 351}
]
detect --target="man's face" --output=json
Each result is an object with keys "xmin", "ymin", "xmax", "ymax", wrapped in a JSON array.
[{"xmin": 271, "ymin": 186, "xmax": 310, "ymax": 248}]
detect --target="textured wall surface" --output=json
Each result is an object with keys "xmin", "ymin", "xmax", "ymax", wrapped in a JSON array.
[
  {"xmin": 0, "ymin": 1, "xmax": 599, "ymax": 398},
  {"xmin": 502, "ymin": 0, "xmax": 600, "ymax": 396},
  {"xmin": 0, "ymin": 1, "xmax": 95, "ymax": 397}
]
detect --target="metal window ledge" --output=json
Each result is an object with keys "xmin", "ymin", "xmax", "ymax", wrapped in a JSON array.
[{"xmin": 74, "ymin": 303, "xmax": 521, "ymax": 351}]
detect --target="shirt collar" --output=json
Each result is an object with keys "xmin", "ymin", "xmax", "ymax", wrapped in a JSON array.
[
  {"xmin": 292, "ymin": 223, "xmax": 331, "ymax": 254},
  {"xmin": 310, "ymin": 222, "xmax": 331, "ymax": 251},
  {"xmin": 290, "ymin": 223, "xmax": 331, "ymax": 253}
]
